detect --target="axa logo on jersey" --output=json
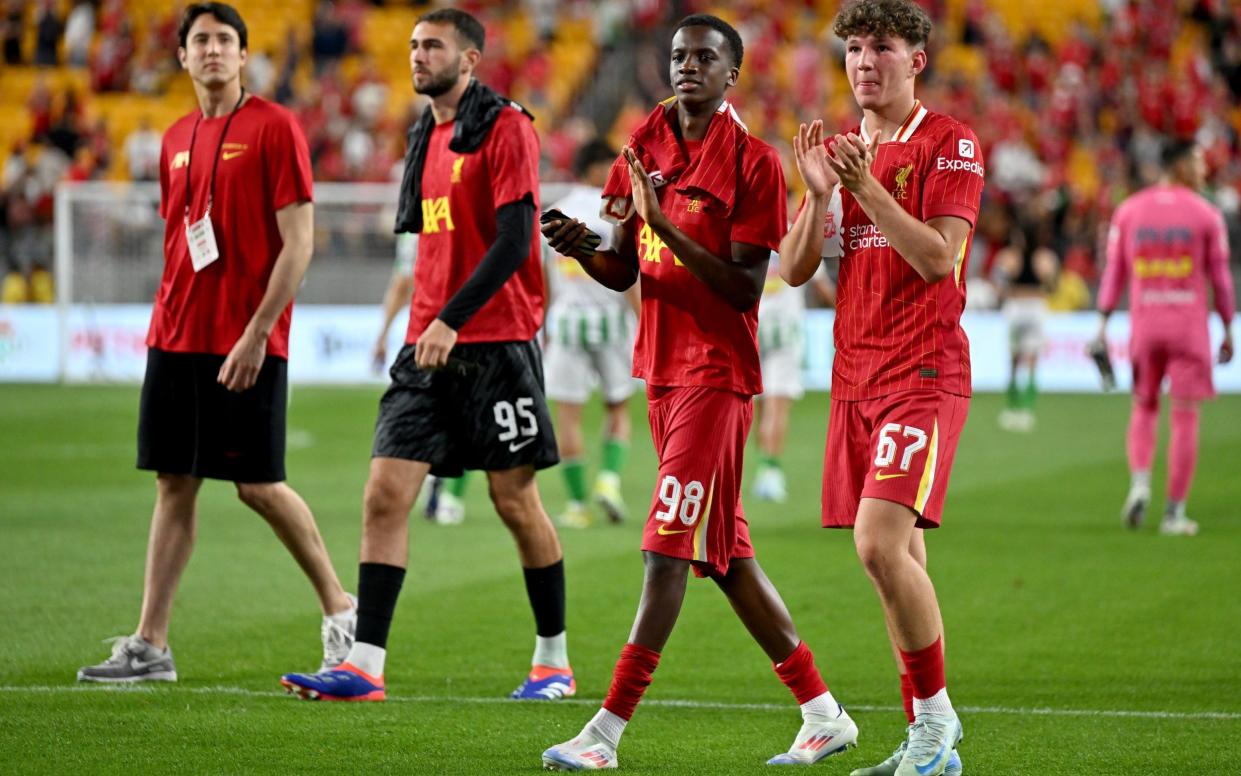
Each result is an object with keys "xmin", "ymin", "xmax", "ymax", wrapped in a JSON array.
[{"xmin": 421, "ymin": 197, "xmax": 454, "ymax": 233}]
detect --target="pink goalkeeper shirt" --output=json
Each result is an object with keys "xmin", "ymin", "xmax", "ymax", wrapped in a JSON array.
[{"xmin": 1099, "ymin": 184, "xmax": 1235, "ymax": 347}]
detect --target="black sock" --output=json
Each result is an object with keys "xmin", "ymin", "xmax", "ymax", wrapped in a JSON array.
[
  {"xmin": 355, "ymin": 562, "xmax": 406, "ymax": 649},
  {"xmin": 523, "ymin": 559, "xmax": 566, "ymax": 637}
]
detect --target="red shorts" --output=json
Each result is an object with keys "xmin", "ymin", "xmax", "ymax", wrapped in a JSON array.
[
  {"xmin": 822, "ymin": 391, "xmax": 969, "ymax": 529},
  {"xmin": 1131, "ymin": 335, "xmax": 1215, "ymax": 403},
  {"xmin": 640, "ymin": 385, "xmax": 755, "ymax": 577}
]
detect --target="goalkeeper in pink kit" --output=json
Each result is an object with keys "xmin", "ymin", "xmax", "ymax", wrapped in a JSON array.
[{"xmin": 1095, "ymin": 140, "xmax": 1235, "ymax": 536}]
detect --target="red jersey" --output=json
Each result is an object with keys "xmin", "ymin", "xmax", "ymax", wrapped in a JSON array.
[
  {"xmin": 829, "ymin": 104, "xmax": 984, "ymax": 400},
  {"xmin": 151, "ymin": 95, "xmax": 313, "ymax": 358},
  {"xmin": 406, "ymin": 106, "xmax": 545, "ymax": 344},
  {"xmin": 628, "ymin": 131, "xmax": 786, "ymax": 396}
]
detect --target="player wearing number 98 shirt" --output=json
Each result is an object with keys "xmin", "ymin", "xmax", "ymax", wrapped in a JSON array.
[
  {"xmin": 541, "ymin": 14, "xmax": 859, "ymax": 772},
  {"xmin": 280, "ymin": 8, "xmax": 574, "ymax": 704},
  {"xmin": 780, "ymin": 2, "xmax": 983, "ymax": 775}
]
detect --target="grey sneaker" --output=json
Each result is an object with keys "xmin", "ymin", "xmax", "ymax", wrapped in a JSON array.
[
  {"xmin": 851, "ymin": 728, "xmax": 963, "ymax": 776},
  {"xmin": 895, "ymin": 714, "xmax": 963, "ymax": 776},
  {"xmin": 318, "ymin": 593, "xmax": 357, "ymax": 672},
  {"xmin": 77, "ymin": 635, "xmax": 176, "ymax": 683}
]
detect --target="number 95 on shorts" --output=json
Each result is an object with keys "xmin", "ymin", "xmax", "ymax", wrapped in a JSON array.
[{"xmin": 372, "ymin": 340, "xmax": 560, "ymax": 477}]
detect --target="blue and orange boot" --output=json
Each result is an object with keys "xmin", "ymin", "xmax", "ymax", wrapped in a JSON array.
[
  {"xmin": 510, "ymin": 664, "xmax": 576, "ymax": 700},
  {"xmin": 280, "ymin": 661, "xmax": 385, "ymax": 701}
]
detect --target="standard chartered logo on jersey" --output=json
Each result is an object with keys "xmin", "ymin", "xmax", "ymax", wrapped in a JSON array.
[
  {"xmin": 848, "ymin": 224, "xmax": 889, "ymax": 250},
  {"xmin": 421, "ymin": 196, "xmax": 454, "ymax": 233}
]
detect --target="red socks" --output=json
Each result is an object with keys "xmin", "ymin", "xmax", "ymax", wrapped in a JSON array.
[
  {"xmin": 899, "ymin": 636, "xmax": 946, "ymax": 700},
  {"xmin": 899, "ymin": 672, "xmax": 916, "ymax": 723},
  {"xmin": 773, "ymin": 641, "xmax": 829, "ymax": 705},
  {"xmin": 602, "ymin": 643, "xmax": 661, "ymax": 721}
]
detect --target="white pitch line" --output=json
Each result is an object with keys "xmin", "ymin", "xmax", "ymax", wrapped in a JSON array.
[{"xmin": 2, "ymin": 685, "xmax": 1239, "ymax": 721}]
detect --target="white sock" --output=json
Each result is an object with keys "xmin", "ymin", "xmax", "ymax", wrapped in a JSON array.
[
  {"xmin": 585, "ymin": 707, "xmax": 627, "ymax": 750},
  {"xmin": 800, "ymin": 690, "xmax": 840, "ymax": 723},
  {"xmin": 1131, "ymin": 470, "xmax": 1151, "ymax": 490},
  {"xmin": 344, "ymin": 641, "xmax": 386, "ymax": 678},
  {"xmin": 913, "ymin": 687, "xmax": 954, "ymax": 717},
  {"xmin": 533, "ymin": 631, "xmax": 569, "ymax": 668}
]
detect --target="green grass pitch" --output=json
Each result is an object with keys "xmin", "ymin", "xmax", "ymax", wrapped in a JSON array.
[{"xmin": 2, "ymin": 384, "xmax": 1239, "ymax": 774}]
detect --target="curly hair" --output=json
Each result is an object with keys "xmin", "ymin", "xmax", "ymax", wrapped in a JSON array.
[{"xmin": 832, "ymin": 0, "xmax": 933, "ymax": 49}]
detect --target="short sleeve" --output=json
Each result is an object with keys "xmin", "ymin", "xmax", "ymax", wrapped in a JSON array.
[
  {"xmin": 262, "ymin": 109, "xmax": 314, "ymax": 211},
  {"xmin": 921, "ymin": 122, "xmax": 984, "ymax": 227},
  {"xmin": 731, "ymin": 144, "xmax": 788, "ymax": 251},
  {"xmin": 484, "ymin": 109, "xmax": 540, "ymax": 209}
]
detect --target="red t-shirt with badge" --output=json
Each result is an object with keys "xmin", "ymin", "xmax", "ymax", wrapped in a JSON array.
[
  {"xmin": 628, "ymin": 134, "xmax": 786, "ymax": 396},
  {"xmin": 830, "ymin": 104, "xmax": 985, "ymax": 400},
  {"xmin": 406, "ymin": 106, "xmax": 545, "ymax": 344},
  {"xmin": 150, "ymin": 95, "xmax": 313, "ymax": 358}
]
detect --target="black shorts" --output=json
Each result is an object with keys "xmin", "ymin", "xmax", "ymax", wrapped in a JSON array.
[
  {"xmin": 373, "ymin": 340, "xmax": 559, "ymax": 477},
  {"xmin": 136, "ymin": 348, "xmax": 287, "ymax": 483}
]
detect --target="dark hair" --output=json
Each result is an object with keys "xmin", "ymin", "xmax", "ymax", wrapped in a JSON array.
[
  {"xmin": 1161, "ymin": 138, "xmax": 1197, "ymax": 168},
  {"xmin": 178, "ymin": 2, "xmax": 248, "ymax": 50},
  {"xmin": 673, "ymin": 14, "xmax": 744, "ymax": 69},
  {"xmin": 832, "ymin": 0, "xmax": 933, "ymax": 49},
  {"xmin": 418, "ymin": 8, "xmax": 486, "ymax": 53},
  {"xmin": 572, "ymin": 139, "xmax": 617, "ymax": 179}
]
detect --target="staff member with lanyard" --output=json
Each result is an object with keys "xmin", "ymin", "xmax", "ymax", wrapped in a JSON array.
[{"xmin": 77, "ymin": 2, "xmax": 357, "ymax": 684}]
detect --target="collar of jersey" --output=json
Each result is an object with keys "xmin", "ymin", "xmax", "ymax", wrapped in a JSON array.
[{"xmin": 860, "ymin": 100, "xmax": 927, "ymax": 145}]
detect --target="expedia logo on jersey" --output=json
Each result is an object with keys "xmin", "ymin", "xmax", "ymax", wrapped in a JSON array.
[
  {"xmin": 936, "ymin": 141, "xmax": 985, "ymax": 177},
  {"xmin": 421, "ymin": 196, "xmax": 454, "ymax": 233}
]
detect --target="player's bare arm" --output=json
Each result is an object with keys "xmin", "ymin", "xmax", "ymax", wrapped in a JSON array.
[
  {"xmin": 623, "ymin": 145, "xmax": 766, "ymax": 311},
  {"xmin": 218, "ymin": 200, "xmax": 313, "ymax": 392},
  {"xmin": 542, "ymin": 215, "xmax": 639, "ymax": 291},
  {"xmin": 779, "ymin": 121, "xmax": 841, "ymax": 286},
  {"xmin": 829, "ymin": 132, "xmax": 969, "ymax": 283}
]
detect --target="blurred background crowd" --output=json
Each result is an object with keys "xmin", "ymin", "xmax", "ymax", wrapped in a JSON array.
[{"xmin": 1, "ymin": 0, "xmax": 1239, "ymax": 307}]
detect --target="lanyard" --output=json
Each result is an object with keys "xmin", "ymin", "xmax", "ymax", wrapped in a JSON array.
[{"xmin": 183, "ymin": 88, "xmax": 246, "ymax": 225}]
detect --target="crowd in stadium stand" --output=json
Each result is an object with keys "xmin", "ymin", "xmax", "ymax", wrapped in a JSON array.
[{"xmin": 2, "ymin": 0, "xmax": 1240, "ymax": 304}]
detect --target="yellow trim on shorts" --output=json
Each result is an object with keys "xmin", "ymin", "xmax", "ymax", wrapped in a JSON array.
[
  {"xmin": 914, "ymin": 419, "xmax": 940, "ymax": 513},
  {"xmin": 693, "ymin": 476, "xmax": 715, "ymax": 563}
]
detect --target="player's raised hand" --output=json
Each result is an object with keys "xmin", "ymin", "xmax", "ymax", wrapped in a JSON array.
[
  {"xmin": 218, "ymin": 328, "xmax": 266, "ymax": 392},
  {"xmin": 793, "ymin": 120, "xmax": 839, "ymax": 197},
  {"xmin": 542, "ymin": 216, "xmax": 592, "ymax": 260},
  {"xmin": 1220, "ymin": 331, "xmax": 1234, "ymax": 365},
  {"xmin": 415, "ymin": 318, "xmax": 458, "ymax": 370},
  {"xmin": 826, "ymin": 130, "xmax": 881, "ymax": 193},
  {"xmin": 623, "ymin": 145, "xmax": 664, "ymax": 227}
]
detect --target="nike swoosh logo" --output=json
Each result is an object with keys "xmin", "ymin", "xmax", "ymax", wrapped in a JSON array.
[
  {"xmin": 915, "ymin": 742, "xmax": 950, "ymax": 776},
  {"xmin": 129, "ymin": 656, "xmax": 167, "ymax": 671},
  {"xmin": 508, "ymin": 438, "xmax": 536, "ymax": 452},
  {"xmin": 222, "ymin": 151, "xmax": 245, "ymax": 160},
  {"xmin": 657, "ymin": 525, "xmax": 690, "ymax": 535},
  {"xmin": 874, "ymin": 471, "xmax": 907, "ymax": 481}
]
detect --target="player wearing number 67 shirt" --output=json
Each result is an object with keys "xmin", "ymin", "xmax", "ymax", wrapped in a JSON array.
[
  {"xmin": 779, "ymin": 3, "xmax": 983, "ymax": 775},
  {"xmin": 280, "ymin": 8, "xmax": 574, "ymax": 704},
  {"xmin": 541, "ymin": 15, "xmax": 858, "ymax": 772}
]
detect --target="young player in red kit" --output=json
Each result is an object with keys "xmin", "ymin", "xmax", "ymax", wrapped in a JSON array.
[
  {"xmin": 281, "ymin": 8, "xmax": 574, "ymax": 702},
  {"xmin": 541, "ymin": 15, "xmax": 857, "ymax": 770},
  {"xmin": 780, "ymin": 2, "xmax": 983, "ymax": 775}
]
